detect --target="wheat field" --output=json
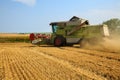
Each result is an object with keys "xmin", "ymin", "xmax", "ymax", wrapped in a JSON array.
[
  {"xmin": 0, "ymin": 33, "xmax": 29, "ymax": 43},
  {"xmin": 0, "ymin": 42, "xmax": 120, "ymax": 80}
]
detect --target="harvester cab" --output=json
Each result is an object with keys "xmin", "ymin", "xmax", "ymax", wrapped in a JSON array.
[{"xmin": 50, "ymin": 16, "xmax": 89, "ymax": 35}]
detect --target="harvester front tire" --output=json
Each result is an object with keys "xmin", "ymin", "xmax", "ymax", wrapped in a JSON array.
[{"xmin": 54, "ymin": 36, "xmax": 66, "ymax": 47}]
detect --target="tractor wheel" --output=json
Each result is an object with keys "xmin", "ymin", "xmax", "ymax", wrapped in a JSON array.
[{"xmin": 54, "ymin": 36, "xmax": 66, "ymax": 47}]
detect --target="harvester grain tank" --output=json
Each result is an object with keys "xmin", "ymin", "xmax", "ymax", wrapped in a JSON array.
[{"xmin": 30, "ymin": 16, "xmax": 110, "ymax": 47}]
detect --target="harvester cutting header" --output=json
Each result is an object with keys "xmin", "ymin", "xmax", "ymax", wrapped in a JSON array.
[{"xmin": 30, "ymin": 16, "xmax": 110, "ymax": 47}]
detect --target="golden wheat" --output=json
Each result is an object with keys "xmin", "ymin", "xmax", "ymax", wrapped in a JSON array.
[{"xmin": 0, "ymin": 43, "xmax": 120, "ymax": 80}]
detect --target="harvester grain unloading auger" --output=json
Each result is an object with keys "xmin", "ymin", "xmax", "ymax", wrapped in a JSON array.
[
  {"xmin": 29, "ymin": 16, "xmax": 110, "ymax": 47},
  {"xmin": 67, "ymin": 19, "xmax": 89, "ymax": 35}
]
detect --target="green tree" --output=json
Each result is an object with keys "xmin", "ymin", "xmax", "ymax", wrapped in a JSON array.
[{"xmin": 103, "ymin": 18, "xmax": 120, "ymax": 34}]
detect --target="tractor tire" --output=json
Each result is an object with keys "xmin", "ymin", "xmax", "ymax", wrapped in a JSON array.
[{"xmin": 54, "ymin": 36, "xmax": 66, "ymax": 47}]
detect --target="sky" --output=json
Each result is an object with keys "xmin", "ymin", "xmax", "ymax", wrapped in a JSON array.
[{"xmin": 0, "ymin": 0, "xmax": 120, "ymax": 33}]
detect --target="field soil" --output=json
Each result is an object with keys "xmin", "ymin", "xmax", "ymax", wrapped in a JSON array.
[{"xmin": 0, "ymin": 43, "xmax": 120, "ymax": 80}]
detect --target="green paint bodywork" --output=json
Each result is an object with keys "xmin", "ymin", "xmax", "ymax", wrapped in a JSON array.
[
  {"xmin": 38, "ymin": 16, "xmax": 109, "ymax": 45},
  {"xmin": 49, "ymin": 24, "xmax": 106, "ymax": 44}
]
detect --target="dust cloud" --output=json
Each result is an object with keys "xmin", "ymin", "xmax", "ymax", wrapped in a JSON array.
[
  {"xmin": 83, "ymin": 35, "xmax": 120, "ymax": 53},
  {"xmin": 101, "ymin": 36, "xmax": 120, "ymax": 53}
]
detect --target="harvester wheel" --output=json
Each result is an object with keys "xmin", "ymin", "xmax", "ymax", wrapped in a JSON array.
[{"xmin": 54, "ymin": 36, "xmax": 66, "ymax": 47}]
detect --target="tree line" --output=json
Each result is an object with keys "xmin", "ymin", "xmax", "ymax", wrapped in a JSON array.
[{"xmin": 103, "ymin": 18, "xmax": 120, "ymax": 35}]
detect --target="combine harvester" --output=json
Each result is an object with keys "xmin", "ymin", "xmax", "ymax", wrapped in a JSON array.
[{"xmin": 29, "ymin": 16, "xmax": 110, "ymax": 47}]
